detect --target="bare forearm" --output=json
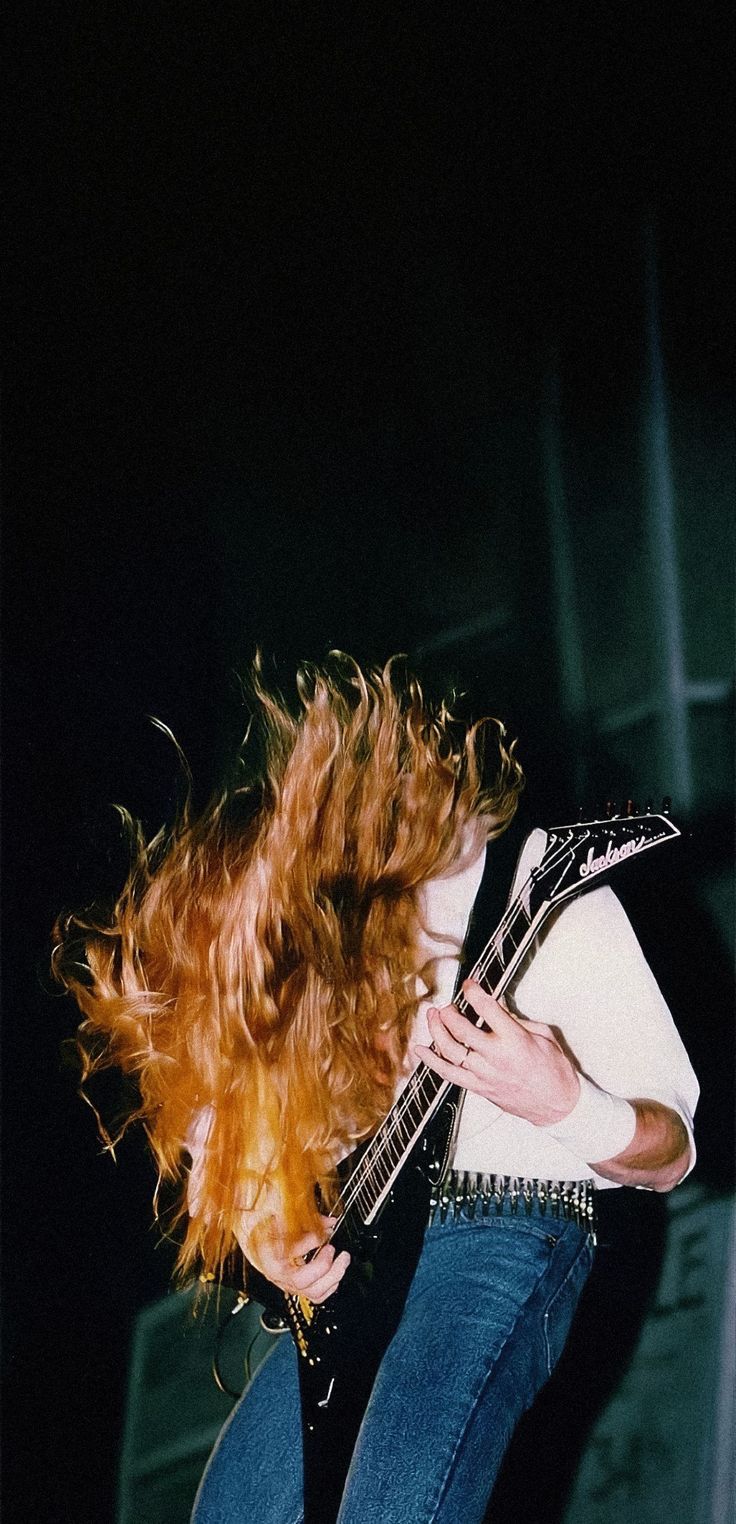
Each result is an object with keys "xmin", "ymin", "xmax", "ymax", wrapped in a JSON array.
[{"xmin": 591, "ymin": 1100, "xmax": 691, "ymax": 1192}]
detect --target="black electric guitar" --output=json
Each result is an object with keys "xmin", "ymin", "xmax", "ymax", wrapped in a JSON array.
[{"xmin": 220, "ymin": 809, "xmax": 680, "ymax": 1524}]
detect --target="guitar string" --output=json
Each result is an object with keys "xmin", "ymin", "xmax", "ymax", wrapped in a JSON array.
[{"xmin": 330, "ymin": 823, "xmax": 593, "ymax": 1221}]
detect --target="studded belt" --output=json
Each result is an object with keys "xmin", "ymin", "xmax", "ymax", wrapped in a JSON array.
[{"xmin": 428, "ymin": 1169, "xmax": 597, "ymax": 1242}]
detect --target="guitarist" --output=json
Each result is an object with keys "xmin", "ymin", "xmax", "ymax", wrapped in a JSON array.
[{"xmin": 55, "ymin": 655, "xmax": 698, "ymax": 1524}]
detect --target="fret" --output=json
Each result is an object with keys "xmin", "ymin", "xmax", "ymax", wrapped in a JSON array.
[
  {"xmin": 373, "ymin": 1159, "xmax": 391, "ymax": 1193},
  {"xmin": 470, "ymin": 898, "xmax": 531, "ymax": 999},
  {"xmin": 406, "ymin": 1090, "xmax": 423, "ymax": 1128}
]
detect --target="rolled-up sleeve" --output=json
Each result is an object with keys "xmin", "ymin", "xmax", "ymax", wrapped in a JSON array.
[{"xmin": 511, "ymin": 883, "xmax": 699, "ymax": 1178}]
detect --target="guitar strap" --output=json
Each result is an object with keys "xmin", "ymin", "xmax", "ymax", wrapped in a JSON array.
[
  {"xmin": 438, "ymin": 811, "xmax": 529, "ymax": 1167},
  {"xmin": 454, "ymin": 811, "xmax": 528, "ymax": 995}
]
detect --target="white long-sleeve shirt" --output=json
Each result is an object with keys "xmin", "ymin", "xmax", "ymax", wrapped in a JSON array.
[{"xmin": 413, "ymin": 829, "xmax": 698, "ymax": 1187}]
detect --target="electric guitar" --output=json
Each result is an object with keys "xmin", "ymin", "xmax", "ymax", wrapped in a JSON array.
[{"xmin": 217, "ymin": 808, "xmax": 680, "ymax": 1524}]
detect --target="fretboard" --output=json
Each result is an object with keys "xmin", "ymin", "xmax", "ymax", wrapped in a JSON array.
[{"xmin": 335, "ymin": 888, "xmax": 544, "ymax": 1227}]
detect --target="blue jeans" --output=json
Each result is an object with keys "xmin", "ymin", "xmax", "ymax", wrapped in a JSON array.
[{"xmin": 192, "ymin": 1200, "xmax": 594, "ymax": 1524}]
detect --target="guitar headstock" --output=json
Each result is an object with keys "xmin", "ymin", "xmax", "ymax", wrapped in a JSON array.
[{"xmin": 531, "ymin": 806, "xmax": 681, "ymax": 910}]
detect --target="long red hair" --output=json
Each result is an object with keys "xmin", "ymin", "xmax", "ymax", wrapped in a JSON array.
[{"xmin": 53, "ymin": 656, "xmax": 523, "ymax": 1279}]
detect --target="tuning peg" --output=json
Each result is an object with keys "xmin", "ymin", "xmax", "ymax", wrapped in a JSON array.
[
  {"xmin": 625, "ymin": 799, "xmax": 636, "ymax": 817},
  {"xmin": 577, "ymin": 805, "xmax": 585, "ymax": 822},
  {"xmin": 605, "ymin": 799, "xmax": 615, "ymax": 819},
  {"xmin": 645, "ymin": 798, "xmax": 653, "ymax": 814},
  {"xmin": 662, "ymin": 795, "xmax": 672, "ymax": 816}
]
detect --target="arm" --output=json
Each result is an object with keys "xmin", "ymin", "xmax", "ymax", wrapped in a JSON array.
[
  {"xmin": 416, "ymin": 979, "xmax": 692, "ymax": 1193},
  {"xmin": 583, "ymin": 1098, "xmax": 690, "ymax": 1192}
]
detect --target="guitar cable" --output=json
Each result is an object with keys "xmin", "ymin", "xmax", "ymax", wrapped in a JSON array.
[{"xmin": 212, "ymin": 1294, "xmax": 285, "ymax": 1399}]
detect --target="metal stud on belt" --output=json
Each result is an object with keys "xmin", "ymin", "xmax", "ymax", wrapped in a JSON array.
[{"xmin": 429, "ymin": 1169, "xmax": 597, "ymax": 1242}]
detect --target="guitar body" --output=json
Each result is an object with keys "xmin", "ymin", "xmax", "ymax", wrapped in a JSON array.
[
  {"xmin": 243, "ymin": 1104, "xmax": 457, "ymax": 1524},
  {"xmin": 299, "ymin": 1144, "xmax": 433, "ymax": 1524}
]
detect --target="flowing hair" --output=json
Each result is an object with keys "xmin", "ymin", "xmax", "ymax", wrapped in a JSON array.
[{"xmin": 53, "ymin": 655, "xmax": 523, "ymax": 1281}]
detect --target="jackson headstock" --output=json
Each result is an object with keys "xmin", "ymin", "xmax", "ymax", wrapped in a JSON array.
[{"xmin": 527, "ymin": 805, "xmax": 680, "ymax": 916}]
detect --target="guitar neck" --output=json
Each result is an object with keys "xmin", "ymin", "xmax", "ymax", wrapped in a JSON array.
[{"xmin": 336, "ymin": 886, "xmax": 551, "ymax": 1228}]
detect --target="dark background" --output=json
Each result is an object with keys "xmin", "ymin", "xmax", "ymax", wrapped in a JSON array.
[{"xmin": 5, "ymin": 8, "xmax": 733, "ymax": 1523}]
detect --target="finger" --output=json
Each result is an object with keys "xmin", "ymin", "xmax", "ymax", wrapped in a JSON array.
[
  {"xmin": 461, "ymin": 980, "xmax": 520, "ymax": 1030},
  {"xmin": 291, "ymin": 1251, "xmax": 350, "ymax": 1303},
  {"xmin": 430, "ymin": 1003, "xmax": 493, "ymax": 1058},
  {"xmin": 307, "ymin": 1237, "xmax": 350, "ymax": 1281},
  {"xmin": 290, "ymin": 1221, "xmax": 339, "ymax": 1267},
  {"xmin": 300, "ymin": 1250, "xmax": 351, "ymax": 1303},
  {"xmin": 292, "ymin": 1227, "xmax": 331, "ymax": 1259},
  {"xmin": 427, "ymin": 1006, "xmax": 475, "ymax": 1066},
  {"xmin": 516, "ymin": 1016, "xmax": 556, "ymax": 1040},
  {"xmin": 414, "ymin": 1044, "xmax": 486, "ymax": 1094},
  {"xmin": 289, "ymin": 1243, "xmax": 336, "ymax": 1290},
  {"xmin": 309, "ymin": 1282, "xmax": 340, "ymax": 1305},
  {"xmin": 309, "ymin": 1276, "xmax": 342, "ymax": 1305}
]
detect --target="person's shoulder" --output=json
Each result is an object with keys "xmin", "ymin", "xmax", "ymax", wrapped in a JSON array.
[
  {"xmin": 560, "ymin": 881, "xmax": 627, "ymax": 921},
  {"xmin": 552, "ymin": 882, "xmax": 631, "ymax": 938}
]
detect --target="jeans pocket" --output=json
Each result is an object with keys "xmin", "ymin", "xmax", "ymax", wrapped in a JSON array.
[{"xmin": 543, "ymin": 1235, "xmax": 594, "ymax": 1376}]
